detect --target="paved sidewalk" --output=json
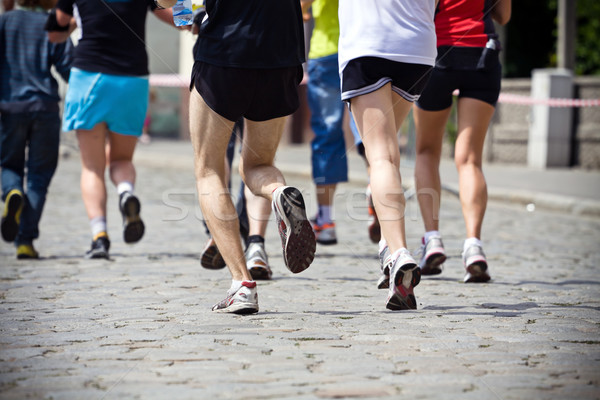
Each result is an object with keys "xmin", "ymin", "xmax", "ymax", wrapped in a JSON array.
[{"xmin": 0, "ymin": 139, "xmax": 599, "ymax": 399}]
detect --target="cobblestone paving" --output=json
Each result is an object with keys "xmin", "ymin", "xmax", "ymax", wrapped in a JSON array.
[{"xmin": 1, "ymin": 145, "xmax": 599, "ymax": 400}]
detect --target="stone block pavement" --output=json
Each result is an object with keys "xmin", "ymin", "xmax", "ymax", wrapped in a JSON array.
[{"xmin": 1, "ymin": 138, "xmax": 599, "ymax": 399}]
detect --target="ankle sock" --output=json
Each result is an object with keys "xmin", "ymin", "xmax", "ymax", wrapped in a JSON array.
[
  {"xmin": 90, "ymin": 216, "xmax": 107, "ymax": 238},
  {"xmin": 316, "ymin": 205, "xmax": 332, "ymax": 226},
  {"xmin": 424, "ymin": 230, "xmax": 441, "ymax": 243},
  {"xmin": 117, "ymin": 181, "xmax": 134, "ymax": 195},
  {"xmin": 247, "ymin": 235, "xmax": 265, "ymax": 244},
  {"xmin": 463, "ymin": 237, "xmax": 482, "ymax": 252}
]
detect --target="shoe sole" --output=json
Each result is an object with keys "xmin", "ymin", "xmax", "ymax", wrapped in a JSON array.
[
  {"xmin": 122, "ymin": 195, "xmax": 145, "ymax": 244},
  {"xmin": 1, "ymin": 191, "xmax": 23, "ymax": 242},
  {"xmin": 386, "ymin": 264, "xmax": 421, "ymax": 310},
  {"xmin": 464, "ymin": 260, "xmax": 491, "ymax": 283},
  {"xmin": 249, "ymin": 265, "xmax": 272, "ymax": 280},
  {"xmin": 421, "ymin": 252, "xmax": 446, "ymax": 276},
  {"xmin": 213, "ymin": 303, "xmax": 259, "ymax": 314},
  {"xmin": 377, "ymin": 273, "xmax": 389, "ymax": 289},
  {"xmin": 85, "ymin": 251, "xmax": 109, "ymax": 260},
  {"xmin": 273, "ymin": 187, "xmax": 316, "ymax": 274},
  {"xmin": 368, "ymin": 219, "xmax": 381, "ymax": 244},
  {"xmin": 367, "ymin": 194, "xmax": 381, "ymax": 244},
  {"xmin": 201, "ymin": 244, "xmax": 226, "ymax": 270},
  {"xmin": 316, "ymin": 237, "xmax": 337, "ymax": 245}
]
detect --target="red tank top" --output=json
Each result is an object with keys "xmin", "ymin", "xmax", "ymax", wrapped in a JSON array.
[{"xmin": 435, "ymin": 0, "xmax": 497, "ymax": 48}]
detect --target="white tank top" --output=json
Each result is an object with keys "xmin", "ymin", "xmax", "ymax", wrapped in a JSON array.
[{"xmin": 338, "ymin": 0, "xmax": 437, "ymax": 75}]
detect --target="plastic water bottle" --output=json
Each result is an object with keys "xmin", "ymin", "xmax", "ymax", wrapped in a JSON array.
[{"xmin": 173, "ymin": 0, "xmax": 193, "ymax": 26}]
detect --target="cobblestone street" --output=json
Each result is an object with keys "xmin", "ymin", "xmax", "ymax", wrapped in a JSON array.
[{"xmin": 1, "ymin": 141, "xmax": 599, "ymax": 399}]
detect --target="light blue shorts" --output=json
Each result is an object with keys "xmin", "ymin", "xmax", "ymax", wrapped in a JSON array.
[{"xmin": 63, "ymin": 68, "xmax": 149, "ymax": 137}]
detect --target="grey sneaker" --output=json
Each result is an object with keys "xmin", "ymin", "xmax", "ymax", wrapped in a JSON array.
[
  {"xmin": 418, "ymin": 235, "xmax": 446, "ymax": 275},
  {"xmin": 212, "ymin": 281, "xmax": 259, "ymax": 314},
  {"xmin": 246, "ymin": 242, "xmax": 272, "ymax": 280},
  {"xmin": 377, "ymin": 245, "xmax": 391, "ymax": 289},
  {"xmin": 462, "ymin": 244, "xmax": 491, "ymax": 283},
  {"xmin": 272, "ymin": 186, "xmax": 316, "ymax": 274},
  {"xmin": 386, "ymin": 250, "xmax": 421, "ymax": 310}
]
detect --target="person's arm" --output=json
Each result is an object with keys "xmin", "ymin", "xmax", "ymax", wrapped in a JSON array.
[
  {"xmin": 300, "ymin": 0, "xmax": 313, "ymax": 22},
  {"xmin": 51, "ymin": 38, "xmax": 74, "ymax": 82},
  {"xmin": 46, "ymin": 9, "xmax": 77, "ymax": 43},
  {"xmin": 491, "ymin": 0, "xmax": 511, "ymax": 25}
]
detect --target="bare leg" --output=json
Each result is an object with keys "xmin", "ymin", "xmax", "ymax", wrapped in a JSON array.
[
  {"xmin": 107, "ymin": 131, "xmax": 138, "ymax": 187},
  {"xmin": 413, "ymin": 105, "xmax": 452, "ymax": 232},
  {"xmin": 77, "ymin": 124, "xmax": 108, "ymax": 221},
  {"xmin": 189, "ymin": 88, "xmax": 251, "ymax": 282},
  {"xmin": 238, "ymin": 118, "xmax": 287, "ymax": 200},
  {"xmin": 455, "ymin": 97, "xmax": 495, "ymax": 239},
  {"xmin": 245, "ymin": 185, "xmax": 270, "ymax": 237},
  {"xmin": 316, "ymin": 183, "xmax": 336, "ymax": 208},
  {"xmin": 351, "ymin": 83, "xmax": 412, "ymax": 254}
]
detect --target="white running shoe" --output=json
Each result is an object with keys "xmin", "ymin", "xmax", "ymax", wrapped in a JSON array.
[
  {"xmin": 272, "ymin": 186, "xmax": 316, "ymax": 274},
  {"xmin": 212, "ymin": 281, "xmax": 259, "ymax": 314},
  {"xmin": 377, "ymin": 244, "xmax": 391, "ymax": 289},
  {"xmin": 418, "ymin": 235, "xmax": 446, "ymax": 276},
  {"xmin": 463, "ymin": 244, "xmax": 491, "ymax": 283},
  {"xmin": 386, "ymin": 249, "xmax": 421, "ymax": 310},
  {"xmin": 246, "ymin": 242, "xmax": 272, "ymax": 280}
]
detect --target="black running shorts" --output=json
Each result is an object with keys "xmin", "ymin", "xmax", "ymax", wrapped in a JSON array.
[
  {"xmin": 416, "ymin": 62, "xmax": 502, "ymax": 111},
  {"xmin": 190, "ymin": 61, "xmax": 303, "ymax": 122},
  {"xmin": 341, "ymin": 57, "xmax": 432, "ymax": 103}
]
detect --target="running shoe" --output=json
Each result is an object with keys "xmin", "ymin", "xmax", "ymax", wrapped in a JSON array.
[
  {"xmin": 463, "ymin": 244, "xmax": 491, "ymax": 283},
  {"xmin": 200, "ymin": 238, "xmax": 226, "ymax": 270},
  {"xmin": 246, "ymin": 242, "xmax": 272, "ymax": 280},
  {"xmin": 212, "ymin": 281, "xmax": 259, "ymax": 314},
  {"xmin": 119, "ymin": 191, "xmax": 145, "ymax": 244},
  {"xmin": 272, "ymin": 186, "xmax": 316, "ymax": 274},
  {"xmin": 418, "ymin": 235, "xmax": 446, "ymax": 275},
  {"xmin": 386, "ymin": 250, "xmax": 421, "ymax": 310},
  {"xmin": 1, "ymin": 189, "xmax": 24, "ymax": 242},
  {"xmin": 377, "ymin": 244, "xmax": 391, "ymax": 289},
  {"xmin": 16, "ymin": 243, "xmax": 39, "ymax": 260},
  {"xmin": 366, "ymin": 185, "xmax": 381, "ymax": 244},
  {"xmin": 311, "ymin": 219, "xmax": 337, "ymax": 245},
  {"xmin": 85, "ymin": 234, "xmax": 110, "ymax": 260}
]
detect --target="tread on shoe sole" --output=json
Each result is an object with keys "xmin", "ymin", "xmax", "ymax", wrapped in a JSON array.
[{"xmin": 122, "ymin": 195, "xmax": 145, "ymax": 244}]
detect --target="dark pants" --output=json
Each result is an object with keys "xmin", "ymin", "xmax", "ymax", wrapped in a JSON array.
[{"xmin": 1, "ymin": 112, "xmax": 60, "ymax": 245}]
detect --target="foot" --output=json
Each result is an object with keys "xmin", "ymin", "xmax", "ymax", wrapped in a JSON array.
[
  {"xmin": 1, "ymin": 189, "xmax": 24, "ymax": 242},
  {"xmin": 366, "ymin": 185, "xmax": 381, "ymax": 244},
  {"xmin": 386, "ymin": 250, "xmax": 421, "ymax": 310},
  {"xmin": 418, "ymin": 235, "xmax": 446, "ymax": 276},
  {"xmin": 377, "ymin": 244, "xmax": 391, "ymax": 289},
  {"xmin": 311, "ymin": 219, "xmax": 337, "ymax": 245},
  {"xmin": 119, "ymin": 192, "xmax": 145, "ymax": 244},
  {"xmin": 246, "ymin": 242, "xmax": 272, "ymax": 280},
  {"xmin": 16, "ymin": 243, "xmax": 39, "ymax": 259},
  {"xmin": 85, "ymin": 234, "xmax": 110, "ymax": 259},
  {"xmin": 463, "ymin": 244, "xmax": 491, "ymax": 283},
  {"xmin": 200, "ymin": 238, "xmax": 226, "ymax": 270},
  {"xmin": 272, "ymin": 186, "xmax": 316, "ymax": 274},
  {"xmin": 212, "ymin": 281, "xmax": 259, "ymax": 314}
]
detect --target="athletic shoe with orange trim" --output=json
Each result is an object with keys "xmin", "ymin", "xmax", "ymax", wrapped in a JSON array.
[{"xmin": 311, "ymin": 220, "xmax": 337, "ymax": 245}]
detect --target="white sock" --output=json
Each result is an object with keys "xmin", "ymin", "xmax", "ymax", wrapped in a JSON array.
[
  {"xmin": 117, "ymin": 181, "xmax": 134, "ymax": 195},
  {"xmin": 317, "ymin": 205, "xmax": 332, "ymax": 225},
  {"xmin": 230, "ymin": 280, "xmax": 243, "ymax": 293},
  {"xmin": 424, "ymin": 230, "xmax": 441, "ymax": 243},
  {"xmin": 90, "ymin": 216, "xmax": 107, "ymax": 238},
  {"xmin": 463, "ymin": 237, "xmax": 482, "ymax": 253}
]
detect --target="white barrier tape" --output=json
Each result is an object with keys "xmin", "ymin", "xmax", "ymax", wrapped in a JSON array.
[
  {"xmin": 149, "ymin": 74, "xmax": 600, "ymax": 108},
  {"xmin": 149, "ymin": 74, "xmax": 190, "ymax": 88},
  {"xmin": 498, "ymin": 93, "xmax": 600, "ymax": 108}
]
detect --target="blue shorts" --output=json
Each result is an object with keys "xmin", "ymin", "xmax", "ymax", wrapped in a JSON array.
[{"xmin": 62, "ymin": 68, "xmax": 149, "ymax": 137}]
